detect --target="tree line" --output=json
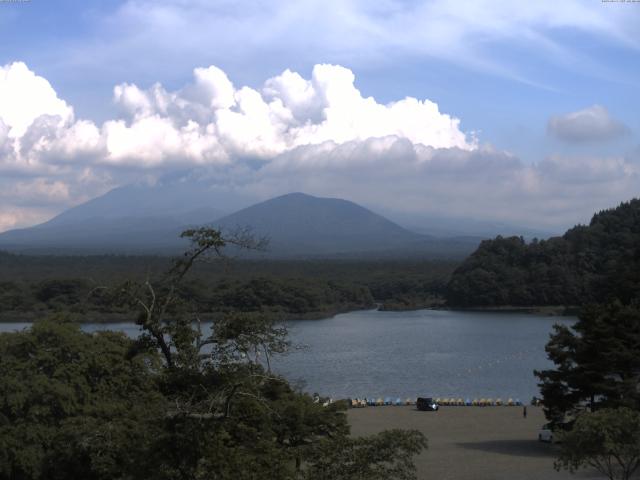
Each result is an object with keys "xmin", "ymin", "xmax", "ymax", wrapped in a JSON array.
[
  {"xmin": 446, "ymin": 199, "xmax": 640, "ymax": 307},
  {"xmin": 0, "ymin": 255, "xmax": 456, "ymax": 321}
]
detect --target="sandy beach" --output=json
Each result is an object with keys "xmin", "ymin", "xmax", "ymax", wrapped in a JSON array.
[{"xmin": 348, "ymin": 405, "xmax": 604, "ymax": 480}]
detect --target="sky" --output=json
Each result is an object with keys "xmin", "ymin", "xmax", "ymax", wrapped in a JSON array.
[{"xmin": 0, "ymin": 0, "xmax": 639, "ymax": 233}]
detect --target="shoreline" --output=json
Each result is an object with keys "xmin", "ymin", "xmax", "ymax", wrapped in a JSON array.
[{"xmin": 0, "ymin": 303, "xmax": 578, "ymax": 324}]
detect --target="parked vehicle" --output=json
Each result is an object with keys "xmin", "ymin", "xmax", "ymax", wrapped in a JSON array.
[
  {"xmin": 416, "ymin": 397, "xmax": 439, "ymax": 411},
  {"xmin": 538, "ymin": 423, "xmax": 554, "ymax": 442},
  {"xmin": 538, "ymin": 421, "xmax": 573, "ymax": 443}
]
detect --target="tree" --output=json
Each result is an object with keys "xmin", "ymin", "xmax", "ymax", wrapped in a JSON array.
[
  {"xmin": 0, "ymin": 227, "xmax": 428, "ymax": 479},
  {"xmin": 303, "ymin": 429, "xmax": 427, "ymax": 480},
  {"xmin": 555, "ymin": 408, "xmax": 640, "ymax": 480},
  {"xmin": 536, "ymin": 301, "xmax": 640, "ymax": 424},
  {"xmin": 120, "ymin": 227, "xmax": 427, "ymax": 479},
  {"xmin": 0, "ymin": 319, "xmax": 165, "ymax": 480}
]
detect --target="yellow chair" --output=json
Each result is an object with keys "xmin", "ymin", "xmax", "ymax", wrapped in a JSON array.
[
  {"xmin": 487, "ymin": 398, "xmax": 494, "ymax": 406},
  {"xmin": 507, "ymin": 398, "xmax": 514, "ymax": 406},
  {"xmin": 457, "ymin": 398, "xmax": 464, "ymax": 406},
  {"xmin": 496, "ymin": 398, "xmax": 502, "ymax": 406}
]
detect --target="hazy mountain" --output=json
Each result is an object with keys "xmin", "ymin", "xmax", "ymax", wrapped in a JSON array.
[
  {"xmin": 41, "ymin": 182, "xmax": 230, "ymax": 228},
  {"xmin": 214, "ymin": 193, "xmax": 481, "ymax": 258},
  {"xmin": 0, "ymin": 189, "xmax": 481, "ymax": 258},
  {"xmin": 0, "ymin": 181, "xmax": 230, "ymax": 254}
]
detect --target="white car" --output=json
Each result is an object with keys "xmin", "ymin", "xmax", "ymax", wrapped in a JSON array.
[{"xmin": 538, "ymin": 423, "xmax": 554, "ymax": 443}]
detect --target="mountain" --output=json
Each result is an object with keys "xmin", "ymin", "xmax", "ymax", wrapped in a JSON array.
[
  {"xmin": 213, "ymin": 192, "xmax": 482, "ymax": 258},
  {"xmin": 0, "ymin": 189, "xmax": 481, "ymax": 258},
  {"xmin": 446, "ymin": 198, "xmax": 640, "ymax": 307},
  {"xmin": 0, "ymin": 181, "xmax": 230, "ymax": 254}
]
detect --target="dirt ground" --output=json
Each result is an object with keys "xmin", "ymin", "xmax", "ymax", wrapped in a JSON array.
[{"xmin": 347, "ymin": 405, "xmax": 604, "ymax": 480}]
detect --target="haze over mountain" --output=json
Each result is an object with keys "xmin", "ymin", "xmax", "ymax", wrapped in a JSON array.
[
  {"xmin": 213, "ymin": 193, "xmax": 480, "ymax": 258},
  {"xmin": 0, "ymin": 186, "xmax": 484, "ymax": 258}
]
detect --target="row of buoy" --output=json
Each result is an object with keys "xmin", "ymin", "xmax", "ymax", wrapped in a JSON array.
[
  {"xmin": 349, "ymin": 397, "xmax": 522, "ymax": 408},
  {"xmin": 350, "ymin": 397, "xmax": 411, "ymax": 407},
  {"xmin": 436, "ymin": 397, "xmax": 522, "ymax": 406}
]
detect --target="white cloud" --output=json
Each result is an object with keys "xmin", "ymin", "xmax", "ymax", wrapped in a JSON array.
[
  {"xmin": 547, "ymin": 105, "xmax": 629, "ymax": 142},
  {"xmin": 0, "ymin": 61, "xmax": 638, "ymax": 234},
  {"xmin": 100, "ymin": 63, "xmax": 476, "ymax": 167},
  {"xmin": 0, "ymin": 62, "xmax": 74, "ymax": 138}
]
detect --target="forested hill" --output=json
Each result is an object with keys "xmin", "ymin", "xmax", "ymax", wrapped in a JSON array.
[{"xmin": 445, "ymin": 199, "xmax": 640, "ymax": 307}]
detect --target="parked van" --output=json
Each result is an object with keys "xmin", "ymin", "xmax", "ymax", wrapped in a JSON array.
[{"xmin": 416, "ymin": 397, "xmax": 439, "ymax": 411}]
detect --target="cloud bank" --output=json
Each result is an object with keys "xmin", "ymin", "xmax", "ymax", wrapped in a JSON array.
[
  {"xmin": 548, "ymin": 105, "xmax": 629, "ymax": 143},
  {"xmin": 0, "ymin": 61, "xmax": 638, "ymax": 234}
]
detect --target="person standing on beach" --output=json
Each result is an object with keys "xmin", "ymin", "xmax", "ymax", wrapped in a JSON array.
[{"xmin": 523, "ymin": 406, "xmax": 527, "ymax": 418}]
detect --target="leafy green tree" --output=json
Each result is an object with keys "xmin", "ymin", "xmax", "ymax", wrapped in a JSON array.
[
  {"xmin": 303, "ymin": 429, "xmax": 427, "ymax": 480},
  {"xmin": 0, "ymin": 319, "xmax": 165, "ymax": 480},
  {"xmin": 536, "ymin": 302, "xmax": 640, "ymax": 424},
  {"xmin": 555, "ymin": 408, "xmax": 640, "ymax": 480},
  {"xmin": 113, "ymin": 227, "xmax": 428, "ymax": 479},
  {"xmin": 0, "ymin": 227, "xmax": 428, "ymax": 480},
  {"xmin": 446, "ymin": 199, "xmax": 640, "ymax": 308}
]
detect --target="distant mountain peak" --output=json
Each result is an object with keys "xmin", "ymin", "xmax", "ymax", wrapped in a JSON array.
[{"xmin": 0, "ymin": 186, "xmax": 481, "ymax": 258}]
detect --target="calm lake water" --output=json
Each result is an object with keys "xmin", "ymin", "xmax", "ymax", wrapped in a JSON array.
[{"xmin": 1, "ymin": 309, "xmax": 573, "ymax": 401}]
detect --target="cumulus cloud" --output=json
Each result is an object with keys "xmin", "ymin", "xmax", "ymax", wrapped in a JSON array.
[
  {"xmin": 0, "ymin": 61, "xmax": 475, "ymax": 170},
  {"xmin": 102, "ymin": 63, "xmax": 475, "ymax": 167},
  {"xmin": 0, "ymin": 61, "xmax": 638, "ymax": 234},
  {"xmin": 547, "ymin": 105, "xmax": 629, "ymax": 143}
]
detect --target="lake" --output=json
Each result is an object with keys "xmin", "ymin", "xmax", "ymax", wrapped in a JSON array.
[{"xmin": 0, "ymin": 309, "xmax": 573, "ymax": 401}]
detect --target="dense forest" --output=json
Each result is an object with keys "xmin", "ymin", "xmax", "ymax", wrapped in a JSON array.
[
  {"xmin": 446, "ymin": 199, "xmax": 640, "ymax": 307},
  {"xmin": 0, "ymin": 253, "xmax": 455, "ymax": 321}
]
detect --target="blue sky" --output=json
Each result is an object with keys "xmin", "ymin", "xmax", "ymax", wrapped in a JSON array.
[{"xmin": 0, "ymin": 0, "xmax": 639, "ymax": 231}]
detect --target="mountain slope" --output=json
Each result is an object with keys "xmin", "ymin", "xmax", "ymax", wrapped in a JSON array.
[
  {"xmin": 446, "ymin": 198, "xmax": 640, "ymax": 307},
  {"xmin": 215, "ymin": 192, "xmax": 427, "ymax": 256},
  {"xmin": 0, "ymin": 189, "xmax": 481, "ymax": 258},
  {"xmin": 0, "ymin": 181, "xmax": 229, "ymax": 253}
]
